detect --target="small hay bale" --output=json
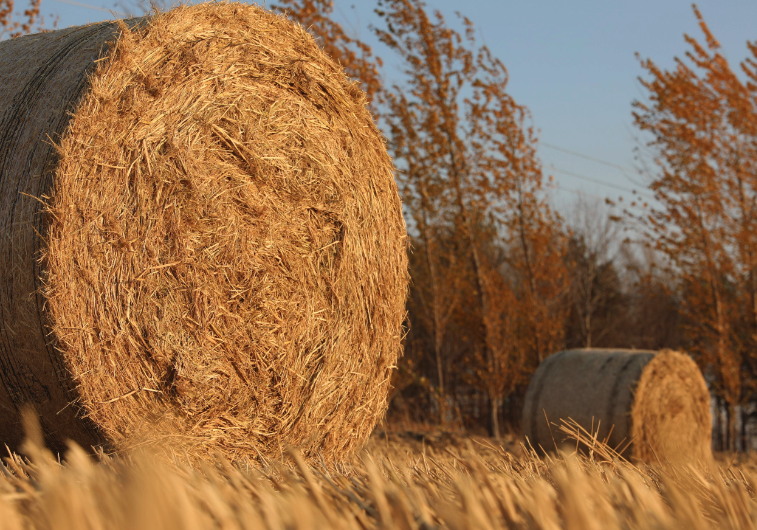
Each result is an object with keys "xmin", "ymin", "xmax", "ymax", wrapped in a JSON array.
[
  {"xmin": 522, "ymin": 349, "xmax": 712, "ymax": 465},
  {"xmin": 0, "ymin": 3, "xmax": 408, "ymax": 462}
]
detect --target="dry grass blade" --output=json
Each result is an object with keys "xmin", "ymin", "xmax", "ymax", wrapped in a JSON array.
[
  {"xmin": 0, "ymin": 427, "xmax": 750, "ymax": 529},
  {"xmin": 557, "ymin": 417, "xmax": 640, "ymax": 470}
]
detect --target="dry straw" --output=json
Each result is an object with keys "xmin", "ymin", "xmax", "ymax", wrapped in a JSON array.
[
  {"xmin": 522, "ymin": 349, "xmax": 712, "ymax": 465},
  {"xmin": 0, "ymin": 419, "xmax": 749, "ymax": 530},
  {"xmin": 0, "ymin": 2, "xmax": 408, "ymax": 463}
]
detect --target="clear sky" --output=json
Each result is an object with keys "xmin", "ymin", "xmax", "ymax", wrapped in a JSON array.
[{"xmin": 40, "ymin": 0, "xmax": 757, "ymax": 214}]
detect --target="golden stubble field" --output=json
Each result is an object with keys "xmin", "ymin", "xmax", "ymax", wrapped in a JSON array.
[{"xmin": 0, "ymin": 416, "xmax": 754, "ymax": 530}]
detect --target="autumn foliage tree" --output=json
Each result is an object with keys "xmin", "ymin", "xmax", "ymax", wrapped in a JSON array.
[
  {"xmin": 633, "ymin": 4, "xmax": 757, "ymax": 450},
  {"xmin": 564, "ymin": 199, "xmax": 626, "ymax": 349},
  {"xmin": 0, "ymin": 0, "xmax": 51, "ymax": 40},
  {"xmin": 374, "ymin": 0, "xmax": 567, "ymax": 436}
]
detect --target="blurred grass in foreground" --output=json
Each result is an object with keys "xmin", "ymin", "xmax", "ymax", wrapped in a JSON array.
[{"xmin": 0, "ymin": 416, "xmax": 754, "ymax": 529}]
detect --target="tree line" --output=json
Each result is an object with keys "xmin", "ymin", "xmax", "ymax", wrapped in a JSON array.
[
  {"xmin": 278, "ymin": 0, "xmax": 757, "ymax": 451},
  {"xmin": 4, "ymin": 0, "xmax": 756, "ymax": 450}
]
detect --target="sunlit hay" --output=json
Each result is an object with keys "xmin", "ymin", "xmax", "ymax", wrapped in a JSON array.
[
  {"xmin": 0, "ymin": 2, "xmax": 408, "ymax": 463},
  {"xmin": 522, "ymin": 349, "xmax": 712, "ymax": 465},
  {"xmin": 631, "ymin": 349, "xmax": 712, "ymax": 466}
]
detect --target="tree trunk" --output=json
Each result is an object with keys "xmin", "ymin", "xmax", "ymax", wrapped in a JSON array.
[
  {"xmin": 435, "ymin": 345, "xmax": 445, "ymax": 427},
  {"xmin": 583, "ymin": 267, "xmax": 593, "ymax": 349},
  {"xmin": 585, "ymin": 311, "xmax": 592, "ymax": 349},
  {"xmin": 419, "ymin": 190, "xmax": 447, "ymax": 428},
  {"xmin": 514, "ymin": 175, "xmax": 543, "ymax": 362},
  {"xmin": 726, "ymin": 402, "xmax": 736, "ymax": 452},
  {"xmin": 490, "ymin": 395, "xmax": 500, "ymax": 439},
  {"xmin": 714, "ymin": 395, "xmax": 722, "ymax": 451},
  {"xmin": 741, "ymin": 405, "xmax": 748, "ymax": 453}
]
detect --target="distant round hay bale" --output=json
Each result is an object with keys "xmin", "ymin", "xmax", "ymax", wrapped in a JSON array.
[
  {"xmin": 0, "ymin": 3, "xmax": 407, "ymax": 462},
  {"xmin": 522, "ymin": 349, "xmax": 712, "ymax": 465}
]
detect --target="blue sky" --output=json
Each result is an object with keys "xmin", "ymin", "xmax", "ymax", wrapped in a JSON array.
[{"xmin": 41, "ymin": 0, "xmax": 757, "ymax": 214}]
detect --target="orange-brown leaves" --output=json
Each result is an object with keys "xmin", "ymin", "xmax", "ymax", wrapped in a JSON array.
[
  {"xmin": 0, "ymin": 0, "xmax": 54, "ymax": 40},
  {"xmin": 633, "ymin": 5, "xmax": 757, "ymax": 448},
  {"xmin": 375, "ymin": 0, "xmax": 567, "ymax": 432}
]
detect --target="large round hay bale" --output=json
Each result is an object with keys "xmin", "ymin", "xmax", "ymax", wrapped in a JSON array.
[
  {"xmin": 0, "ymin": 3, "xmax": 408, "ymax": 462},
  {"xmin": 522, "ymin": 349, "xmax": 712, "ymax": 465}
]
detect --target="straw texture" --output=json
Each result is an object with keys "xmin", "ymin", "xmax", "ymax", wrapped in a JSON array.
[
  {"xmin": 630, "ymin": 350, "xmax": 712, "ymax": 465},
  {"xmin": 522, "ymin": 349, "xmax": 712, "ymax": 465},
  {"xmin": 0, "ymin": 3, "xmax": 408, "ymax": 463}
]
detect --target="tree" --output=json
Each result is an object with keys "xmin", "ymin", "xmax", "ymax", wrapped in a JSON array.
[
  {"xmin": 633, "ymin": 4, "xmax": 757, "ymax": 450},
  {"xmin": 564, "ymin": 198, "xmax": 626, "ymax": 349},
  {"xmin": 375, "ymin": 0, "xmax": 567, "ymax": 437},
  {"xmin": 619, "ymin": 243, "xmax": 682, "ymax": 351},
  {"xmin": 1, "ymin": 0, "xmax": 52, "ymax": 40},
  {"xmin": 403, "ymin": 226, "xmax": 465, "ymax": 425}
]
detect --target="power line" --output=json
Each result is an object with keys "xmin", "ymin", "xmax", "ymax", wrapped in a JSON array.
[
  {"xmin": 546, "ymin": 164, "xmax": 656, "ymax": 201},
  {"xmin": 52, "ymin": 0, "xmax": 126, "ymax": 16},
  {"xmin": 549, "ymin": 183, "xmax": 652, "ymax": 211},
  {"xmin": 549, "ymin": 183, "xmax": 609, "ymax": 202},
  {"xmin": 334, "ymin": 2, "xmax": 360, "ymax": 40},
  {"xmin": 541, "ymin": 141, "xmax": 650, "ymax": 188},
  {"xmin": 541, "ymin": 142, "xmax": 639, "ymax": 174}
]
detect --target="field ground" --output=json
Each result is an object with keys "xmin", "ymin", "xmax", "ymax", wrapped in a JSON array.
[{"xmin": 0, "ymin": 423, "xmax": 755, "ymax": 529}]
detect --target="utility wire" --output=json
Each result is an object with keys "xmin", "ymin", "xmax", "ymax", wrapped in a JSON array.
[
  {"xmin": 541, "ymin": 141, "xmax": 650, "ymax": 188},
  {"xmin": 547, "ymin": 164, "xmax": 656, "ymax": 201},
  {"xmin": 541, "ymin": 142, "xmax": 639, "ymax": 174},
  {"xmin": 549, "ymin": 183, "xmax": 609, "ymax": 202},
  {"xmin": 53, "ymin": 0, "xmax": 126, "ymax": 16},
  {"xmin": 549, "ymin": 183, "xmax": 651, "ymax": 211}
]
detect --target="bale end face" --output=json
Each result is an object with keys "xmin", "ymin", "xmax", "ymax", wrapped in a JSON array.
[
  {"xmin": 0, "ymin": 2, "xmax": 408, "ymax": 463},
  {"xmin": 631, "ymin": 349, "xmax": 713, "ymax": 465}
]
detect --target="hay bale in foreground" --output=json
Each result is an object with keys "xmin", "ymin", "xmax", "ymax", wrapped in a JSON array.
[
  {"xmin": 522, "ymin": 349, "xmax": 712, "ymax": 464},
  {"xmin": 0, "ymin": 3, "xmax": 408, "ymax": 462}
]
